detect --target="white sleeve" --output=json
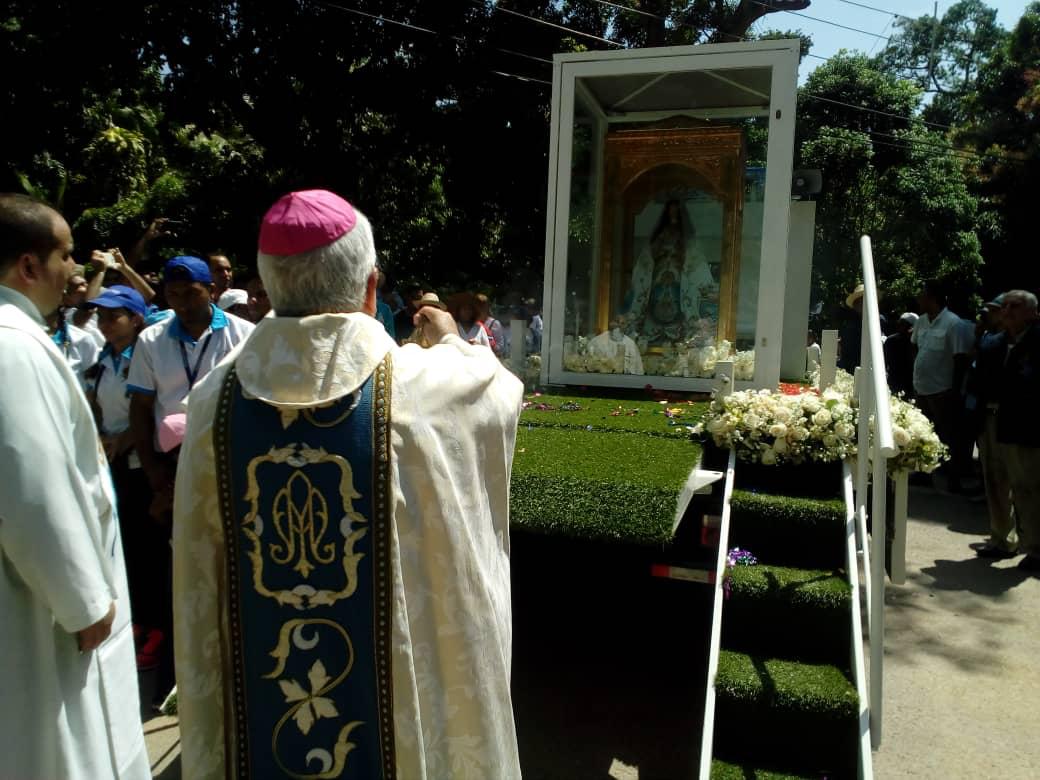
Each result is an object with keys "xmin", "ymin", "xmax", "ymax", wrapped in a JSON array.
[{"xmin": 0, "ymin": 333, "xmax": 113, "ymax": 633}]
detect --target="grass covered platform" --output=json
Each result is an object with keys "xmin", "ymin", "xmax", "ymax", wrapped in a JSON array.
[
  {"xmin": 520, "ymin": 392, "xmax": 708, "ymax": 438},
  {"xmin": 510, "ymin": 425, "xmax": 702, "ymax": 545}
]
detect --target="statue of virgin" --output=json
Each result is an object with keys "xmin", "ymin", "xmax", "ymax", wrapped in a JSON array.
[{"xmin": 625, "ymin": 199, "xmax": 716, "ymax": 344}]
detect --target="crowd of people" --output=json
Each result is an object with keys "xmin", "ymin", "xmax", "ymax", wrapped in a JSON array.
[
  {"xmin": 2, "ymin": 182, "xmax": 1036, "ymax": 779},
  {"xmin": 0, "ymin": 189, "xmax": 527, "ymax": 779},
  {"xmin": 833, "ymin": 279, "xmax": 1040, "ymax": 573}
]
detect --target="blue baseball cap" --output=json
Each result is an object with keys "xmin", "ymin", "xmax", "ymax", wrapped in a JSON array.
[
  {"xmin": 87, "ymin": 285, "xmax": 148, "ymax": 316},
  {"xmin": 163, "ymin": 255, "xmax": 213, "ymax": 284}
]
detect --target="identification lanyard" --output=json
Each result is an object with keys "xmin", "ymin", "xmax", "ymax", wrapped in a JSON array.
[{"xmin": 179, "ymin": 332, "xmax": 214, "ymax": 390}]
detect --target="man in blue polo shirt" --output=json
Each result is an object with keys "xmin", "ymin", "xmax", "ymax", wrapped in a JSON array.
[{"xmin": 126, "ymin": 255, "xmax": 253, "ymax": 706}]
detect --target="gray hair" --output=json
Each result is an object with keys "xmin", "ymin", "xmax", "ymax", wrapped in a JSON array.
[
  {"xmin": 257, "ymin": 208, "xmax": 376, "ymax": 316},
  {"xmin": 1004, "ymin": 289, "xmax": 1038, "ymax": 313}
]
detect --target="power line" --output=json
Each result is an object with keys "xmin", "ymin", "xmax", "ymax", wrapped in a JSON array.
[
  {"xmin": 316, "ymin": 0, "xmax": 969, "ymax": 146},
  {"xmin": 831, "ymin": 0, "xmax": 913, "ymax": 21},
  {"xmin": 318, "ymin": 0, "xmax": 437, "ymax": 35},
  {"xmin": 802, "ymin": 91, "xmax": 953, "ymax": 131},
  {"xmin": 490, "ymin": 70, "xmax": 552, "ymax": 85},
  {"xmin": 750, "ymin": 0, "xmax": 891, "ymax": 40},
  {"xmin": 488, "ymin": 2, "xmax": 624, "ymax": 48}
]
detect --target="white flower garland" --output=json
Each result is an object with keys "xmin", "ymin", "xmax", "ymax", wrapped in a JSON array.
[{"xmin": 693, "ymin": 369, "xmax": 946, "ymax": 473}]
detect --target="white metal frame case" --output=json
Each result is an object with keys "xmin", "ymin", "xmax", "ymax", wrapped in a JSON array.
[{"xmin": 540, "ymin": 40, "xmax": 800, "ymax": 392}]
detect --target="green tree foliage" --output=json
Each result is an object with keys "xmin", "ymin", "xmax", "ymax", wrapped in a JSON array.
[
  {"xmin": 879, "ymin": 0, "xmax": 1007, "ymax": 125},
  {"xmin": 797, "ymin": 53, "xmax": 983, "ymax": 315},
  {"xmin": 955, "ymin": 1, "xmax": 1040, "ymax": 293}
]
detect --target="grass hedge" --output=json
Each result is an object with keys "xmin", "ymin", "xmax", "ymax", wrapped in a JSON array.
[
  {"xmin": 510, "ymin": 426, "xmax": 702, "ymax": 545},
  {"xmin": 520, "ymin": 393, "xmax": 708, "ymax": 438}
]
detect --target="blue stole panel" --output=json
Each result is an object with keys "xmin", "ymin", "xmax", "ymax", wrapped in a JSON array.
[{"xmin": 215, "ymin": 357, "xmax": 395, "ymax": 779}]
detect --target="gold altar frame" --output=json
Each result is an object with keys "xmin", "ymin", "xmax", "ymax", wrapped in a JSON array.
[{"xmin": 596, "ymin": 123, "xmax": 746, "ymax": 341}]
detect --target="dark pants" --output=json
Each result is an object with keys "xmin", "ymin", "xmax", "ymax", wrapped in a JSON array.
[
  {"xmin": 917, "ymin": 389, "xmax": 970, "ymax": 484},
  {"xmin": 111, "ymin": 455, "xmax": 168, "ymax": 628}
]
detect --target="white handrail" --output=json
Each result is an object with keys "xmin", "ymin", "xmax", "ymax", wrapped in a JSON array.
[
  {"xmin": 856, "ymin": 234, "xmax": 896, "ymax": 751},
  {"xmin": 843, "ymin": 463, "xmax": 874, "ymax": 780},
  {"xmin": 859, "ymin": 236, "xmax": 896, "ymax": 459},
  {"xmin": 698, "ymin": 447, "xmax": 737, "ymax": 780}
]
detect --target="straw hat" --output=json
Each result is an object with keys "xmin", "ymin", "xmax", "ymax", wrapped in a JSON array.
[{"xmin": 413, "ymin": 291, "xmax": 447, "ymax": 311}]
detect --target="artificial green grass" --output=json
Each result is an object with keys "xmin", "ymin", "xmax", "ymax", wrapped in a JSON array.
[
  {"xmin": 521, "ymin": 393, "xmax": 708, "ymax": 438},
  {"xmin": 722, "ymin": 565, "xmax": 852, "ymax": 664},
  {"xmin": 711, "ymin": 759, "xmax": 820, "ymax": 780},
  {"xmin": 715, "ymin": 649, "xmax": 857, "ymax": 721},
  {"xmin": 712, "ymin": 648, "xmax": 859, "ymax": 778},
  {"xmin": 726, "ymin": 564, "xmax": 850, "ymax": 613},
  {"xmin": 510, "ymin": 426, "xmax": 702, "ymax": 545},
  {"xmin": 728, "ymin": 491, "xmax": 847, "ymax": 569}
]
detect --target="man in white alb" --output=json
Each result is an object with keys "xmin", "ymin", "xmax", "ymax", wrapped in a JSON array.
[{"xmin": 0, "ymin": 192, "xmax": 149, "ymax": 779}]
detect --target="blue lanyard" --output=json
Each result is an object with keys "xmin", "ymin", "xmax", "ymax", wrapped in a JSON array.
[{"xmin": 179, "ymin": 332, "xmax": 214, "ymax": 390}]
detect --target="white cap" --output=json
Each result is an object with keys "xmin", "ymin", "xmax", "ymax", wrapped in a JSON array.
[
  {"xmin": 899, "ymin": 312, "xmax": 919, "ymax": 326},
  {"xmin": 217, "ymin": 288, "xmax": 248, "ymax": 310}
]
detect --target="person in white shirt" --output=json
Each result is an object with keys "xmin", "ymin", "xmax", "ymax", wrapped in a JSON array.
[
  {"xmin": 911, "ymin": 279, "xmax": 974, "ymax": 489},
  {"xmin": 85, "ymin": 285, "xmax": 167, "ymax": 671},
  {"xmin": 128, "ymin": 255, "xmax": 255, "ymax": 493},
  {"xmin": 48, "ymin": 306, "xmax": 101, "ymax": 386},
  {"xmin": 126, "ymin": 254, "xmax": 253, "ymax": 706}
]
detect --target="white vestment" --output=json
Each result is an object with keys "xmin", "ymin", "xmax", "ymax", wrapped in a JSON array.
[
  {"xmin": 173, "ymin": 312, "xmax": 524, "ymax": 779},
  {"xmin": 0, "ymin": 286, "xmax": 149, "ymax": 780}
]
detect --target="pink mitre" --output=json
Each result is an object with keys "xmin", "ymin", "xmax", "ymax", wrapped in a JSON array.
[{"xmin": 258, "ymin": 189, "xmax": 358, "ymax": 255}]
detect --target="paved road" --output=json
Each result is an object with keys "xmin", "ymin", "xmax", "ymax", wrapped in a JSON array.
[
  {"xmin": 872, "ymin": 485, "xmax": 1040, "ymax": 779},
  {"xmin": 144, "ymin": 486, "xmax": 1040, "ymax": 778}
]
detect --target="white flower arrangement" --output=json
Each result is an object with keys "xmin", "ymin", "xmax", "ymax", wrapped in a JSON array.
[
  {"xmin": 885, "ymin": 393, "xmax": 947, "ymax": 474},
  {"xmin": 695, "ymin": 385, "xmax": 857, "ymax": 466},
  {"xmin": 694, "ymin": 369, "xmax": 946, "ymax": 473}
]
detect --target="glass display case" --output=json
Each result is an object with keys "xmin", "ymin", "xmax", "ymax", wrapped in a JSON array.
[{"xmin": 541, "ymin": 41, "xmax": 800, "ymax": 391}]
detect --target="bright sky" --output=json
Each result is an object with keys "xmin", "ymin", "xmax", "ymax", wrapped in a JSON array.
[{"xmin": 752, "ymin": 0, "xmax": 1037, "ymax": 82}]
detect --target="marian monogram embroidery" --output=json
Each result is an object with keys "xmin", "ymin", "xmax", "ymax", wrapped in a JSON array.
[{"xmin": 243, "ymin": 445, "xmax": 367, "ymax": 609}]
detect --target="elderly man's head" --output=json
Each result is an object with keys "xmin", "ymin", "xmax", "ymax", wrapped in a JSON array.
[
  {"xmin": 1001, "ymin": 290, "xmax": 1039, "ymax": 337},
  {"xmin": 256, "ymin": 190, "xmax": 377, "ymax": 317}
]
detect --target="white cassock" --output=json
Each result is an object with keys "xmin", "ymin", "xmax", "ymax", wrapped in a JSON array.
[
  {"xmin": 173, "ymin": 312, "xmax": 524, "ymax": 780},
  {"xmin": 0, "ymin": 286, "xmax": 149, "ymax": 780}
]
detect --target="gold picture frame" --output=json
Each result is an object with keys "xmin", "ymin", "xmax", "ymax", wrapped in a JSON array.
[{"xmin": 596, "ymin": 121, "xmax": 746, "ymax": 343}]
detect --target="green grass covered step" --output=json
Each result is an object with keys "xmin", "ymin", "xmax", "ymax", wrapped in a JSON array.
[
  {"xmin": 715, "ymin": 649, "xmax": 857, "ymax": 721},
  {"xmin": 713, "ymin": 650, "xmax": 858, "ymax": 777},
  {"xmin": 511, "ymin": 426, "xmax": 702, "ymax": 545},
  {"xmin": 520, "ymin": 393, "xmax": 707, "ymax": 438},
  {"xmin": 710, "ymin": 758, "xmax": 820, "ymax": 779},
  {"xmin": 728, "ymin": 491, "xmax": 846, "ymax": 570},
  {"xmin": 722, "ymin": 565, "xmax": 851, "ymax": 663}
]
